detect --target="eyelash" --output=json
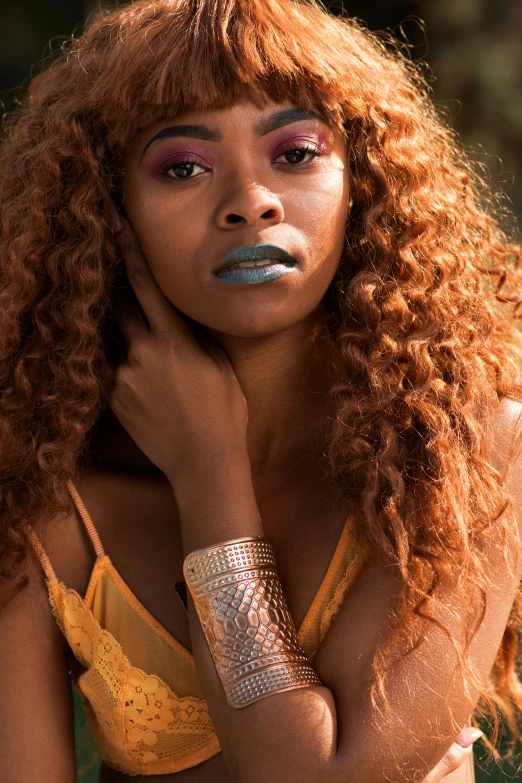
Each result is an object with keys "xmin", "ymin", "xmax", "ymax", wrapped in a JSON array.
[{"xmin": 159, "ymin": 143, "xmax": 324, "ymax": 181}]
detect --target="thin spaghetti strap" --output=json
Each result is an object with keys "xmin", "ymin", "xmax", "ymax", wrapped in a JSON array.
[
  {"xmin": 25, "ymin": 525, "xmax": 58, "ymax": 582},
  {"xmin": 66, "ymin": 479, "xmax": 105, "ymax": 557}
]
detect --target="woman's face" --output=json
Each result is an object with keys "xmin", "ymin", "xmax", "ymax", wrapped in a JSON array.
[{"xmin": 122, "ymin": 95, "xmax": 350, "ymax": 337}]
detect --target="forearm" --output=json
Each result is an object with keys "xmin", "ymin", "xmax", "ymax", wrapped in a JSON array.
[
  {"xmin": 172, "ymin": 460, "xmax": 473, "ymax": 783},
  {"xmin": 187, "ymin": 618, "xmax": 337, "ymax": 783},
  {"xmin": 173, "ymin": 459, "xmax": 338, "ymax": 783}
]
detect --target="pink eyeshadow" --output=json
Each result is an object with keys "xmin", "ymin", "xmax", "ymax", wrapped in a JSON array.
[
  {"xmin": 142, "ymin": 144, "xmax": 215, "ymax": 175},
  {"xmin": 268, "ymin": 128, "xmax": 334, "ymax": 158}
]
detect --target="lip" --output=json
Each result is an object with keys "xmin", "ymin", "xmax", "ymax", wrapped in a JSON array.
[{"xmin": 213, "ymin": 244, "xmax": 298, "ymax": 274}]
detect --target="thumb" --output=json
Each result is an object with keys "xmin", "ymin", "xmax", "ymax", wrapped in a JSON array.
[
  {"xmin": 422, "ymin": 729, "xmax": 483, "ymax": 782},
  {"xmin": 455, "ymin": 727, "xmax": 484, "ymax": 748}
]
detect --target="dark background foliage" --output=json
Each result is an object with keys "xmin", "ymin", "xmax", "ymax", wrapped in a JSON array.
[{"xmin": 1, "ymin": 1, "xmax": 521, "ymax": 780}]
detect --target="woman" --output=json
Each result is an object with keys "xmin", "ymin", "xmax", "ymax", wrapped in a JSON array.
[{"xmin": 1, "ymin": 1, "xmax": 521, "ymax": 781}]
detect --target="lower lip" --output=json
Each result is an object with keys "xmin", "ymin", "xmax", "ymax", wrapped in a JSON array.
[{"xmin": 214, "ymin": 262, "xmax": 297, "ymax": 285}]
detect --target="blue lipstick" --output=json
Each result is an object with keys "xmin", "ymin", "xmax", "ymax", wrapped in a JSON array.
[{"xmin": 213, "ymin": 244, "xmax": 298, "ymax": 285}]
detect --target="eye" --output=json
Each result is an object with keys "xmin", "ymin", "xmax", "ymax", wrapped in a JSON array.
[
  {"xmin": 160, "ymin": 158, "xmax": 208, "ymax": 180},
  {"xmin": 273, "ymin": 144, "xmax": 323, "ymax": 166}
]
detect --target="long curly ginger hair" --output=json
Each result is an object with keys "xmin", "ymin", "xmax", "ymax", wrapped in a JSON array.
[{"xmin": 1, "ymin": 0, "xmax": 522, "ymax": 760}]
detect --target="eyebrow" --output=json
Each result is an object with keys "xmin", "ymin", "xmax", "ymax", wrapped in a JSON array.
[{"xmin": 139, "ymin": 107, "xmax": 330, "ymax": 161}]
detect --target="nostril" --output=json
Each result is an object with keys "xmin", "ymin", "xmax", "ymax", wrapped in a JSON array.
[
  {"xmin": 226, "ymin": 214, "xmax": 243, "ymax": 224},
  {"xmin": 261, "ymin": 209, "xmax": 277, "ymax": 219}
]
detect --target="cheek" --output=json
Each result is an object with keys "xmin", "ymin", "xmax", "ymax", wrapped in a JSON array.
[
  {"xmin": 125, "ymin": 190, "xmax": 205, "ymax": 286},
  {"xmin": 288, "ymin": 170, "xmax": 349, "ymax": 259}
]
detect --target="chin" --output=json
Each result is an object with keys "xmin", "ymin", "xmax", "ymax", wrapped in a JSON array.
[
  {"xmin": 170, "ymin": 285, "xmax": 330, "ymax": 339},
  {"xmin": 201, "ymin": 306, "xmax": 322, "ymax": 339}
]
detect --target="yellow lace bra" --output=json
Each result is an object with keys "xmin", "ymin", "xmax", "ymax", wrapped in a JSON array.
[{"xmin": 28, "ymin": 479, "xmax": 369, "ymax": 777}]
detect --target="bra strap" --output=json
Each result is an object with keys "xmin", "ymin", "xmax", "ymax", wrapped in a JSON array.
[
  {"xmin": 66, "ymin": 479, "xmax": 105, "ymax": 557},
  {"xmin": 25, "ymin": 525, "xmax": 58, "ymax": 583}
]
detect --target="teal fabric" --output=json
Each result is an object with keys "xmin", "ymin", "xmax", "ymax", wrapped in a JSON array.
[{"xmin": 74, "ymin": 685, "xmax": 101, "ymax": 782}]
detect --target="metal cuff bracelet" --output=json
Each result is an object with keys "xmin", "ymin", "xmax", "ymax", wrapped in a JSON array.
[{"xmin": 183, "ymin": 536, "xmax": 324, "ymax": 708}]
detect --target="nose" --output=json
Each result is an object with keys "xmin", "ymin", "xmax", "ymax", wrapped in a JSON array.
[{"xmin": 215, "ymin": 182, "xmax": 285, "ymax": 230}]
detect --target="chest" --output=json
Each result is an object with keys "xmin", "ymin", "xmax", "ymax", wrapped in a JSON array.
[{"xmin": 55, "ymin": 464, "xmax": 351, "ymax": 657}]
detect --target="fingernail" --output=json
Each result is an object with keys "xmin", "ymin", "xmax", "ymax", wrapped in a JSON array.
[
  {"xmin": 455, "ymin": 728, "xmax": 484, "ymax": 748},
  {"xmin": 109, "ymin": 206, "xmax": 124, "ymax": 233}
]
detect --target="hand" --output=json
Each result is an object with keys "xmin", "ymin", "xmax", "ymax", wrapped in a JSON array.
[
  {"xmin": 422, "ymin": 727, "xmax": 483, "ymax": 782},
  {"xmin": 102, "ymin": 217, "xmax": 249, "ymax": 485}
]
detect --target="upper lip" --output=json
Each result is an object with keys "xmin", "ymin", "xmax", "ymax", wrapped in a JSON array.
[{"xmin": 213, "ymin": 244, "xmax": 298, "ymax": 273}]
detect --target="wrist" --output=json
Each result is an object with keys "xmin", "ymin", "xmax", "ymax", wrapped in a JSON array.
[{"xmin": 166, "ymin": 440, "xmax": 250, "ymax": 492}]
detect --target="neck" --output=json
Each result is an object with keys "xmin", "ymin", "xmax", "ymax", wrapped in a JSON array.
[
  {"xmin": 88, "ymin": 306, "xmax": 338, "ymax": 479},
  {"xmin": 210, "ymin": 306, "xmax": 337, "ymax": 476}
]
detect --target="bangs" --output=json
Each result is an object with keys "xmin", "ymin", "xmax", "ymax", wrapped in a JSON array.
[{"xmin": 79, "ymin": 0, "xmax": 356, "ymax": 145}]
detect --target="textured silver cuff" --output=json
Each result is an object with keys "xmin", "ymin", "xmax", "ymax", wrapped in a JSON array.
[{"xmin": 183, "ymin": 536, "xmax": 324, "ymax": 708}]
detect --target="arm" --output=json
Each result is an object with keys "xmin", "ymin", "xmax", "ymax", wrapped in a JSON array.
[
  {"xmin": 0, "ymin": 538, "xmax": 76, "ymax": 783},
  {"xmin": 174, "ymin": 399, "xmax": 521, "ymax": 783}
]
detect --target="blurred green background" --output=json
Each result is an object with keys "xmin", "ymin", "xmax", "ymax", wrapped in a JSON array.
[{"xmin": 1, "ymin": 1, "xmax": 521, "ymax": 780}]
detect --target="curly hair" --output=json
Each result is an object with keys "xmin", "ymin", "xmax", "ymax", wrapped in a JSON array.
[{"xmin": 1, "ymin": 0, "xmax": 522, "ymax": 762}]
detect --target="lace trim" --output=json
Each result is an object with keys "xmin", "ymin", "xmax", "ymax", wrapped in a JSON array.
[
  {"xmin": 297, "ymin": 518, "xmax": 353, "ymax": 644},
  {"xmin": 47, "ymin": 581, "xmax": 220, "ymax": 772},
  {"xmin": 319, "ymin": 544, "xmax": 370, "ymax": 639}
]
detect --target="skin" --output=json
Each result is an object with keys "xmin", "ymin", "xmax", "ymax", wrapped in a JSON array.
[{"xmin": 3, "ymin": 95, "xmax": 513, "ymax": 781}]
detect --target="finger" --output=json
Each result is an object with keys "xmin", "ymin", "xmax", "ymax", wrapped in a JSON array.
[
  {"xmin": 422, "ymin": 743, "xmax": 474, "ymax": 783},
  {"xmin": 190, "ymin": 319, "xmax": 232, "ymax": 371},
  {"xmin": 454, "ymin": 727, "xmax": 484, "ymax": 748},
  {"xmin": 115, "ymin": 219, "xmax": 195, "ymax": 344},
  {"xmin": 422, "ymin": 727, "xmax": 484, "ymax": 782},
  {"xmin": 115, "ymin": 289, "xmax": 149, "ymax": 346},
  {"xmin": 109, "ymin": 206, "xmax": 124, "ymax": 233},
  {"xmin": 100, "ymin": 362, "xmax": 116, "ymax": 399}
]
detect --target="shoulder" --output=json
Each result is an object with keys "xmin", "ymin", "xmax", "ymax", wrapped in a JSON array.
[
  {"xmin": 476, "ymin": 397, "xmax": 522, "ymax": 589},
  {"xmin": 30, "ymin": 468, "xmax": 116, "ymax": 597},
  {"xmin": 36, "ymin": 468, "xmax": 178, "ymax": 595},
  {"xmin": 485, "ymin": 397, "xmax": 522, "ymax": 514},
  {"xmin": 486, "ymin": 396, "xmax": 522, "ymax": 469}
]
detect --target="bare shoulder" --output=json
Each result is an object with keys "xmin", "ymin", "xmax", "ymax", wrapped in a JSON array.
[
  {"xmin": 31, "ymin": 470, "xmax": 104, "ymax": 597},
  {"xmin": 485, "ymin": 397, "xmax": 522, "ymax": 538},
  {"xmin": 485, "ymin": 396, "xmax": 522, "ymax": 476},
  {"xmin": 31, "ymin": 468, "xmax": 174, "ymax": 593}
]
